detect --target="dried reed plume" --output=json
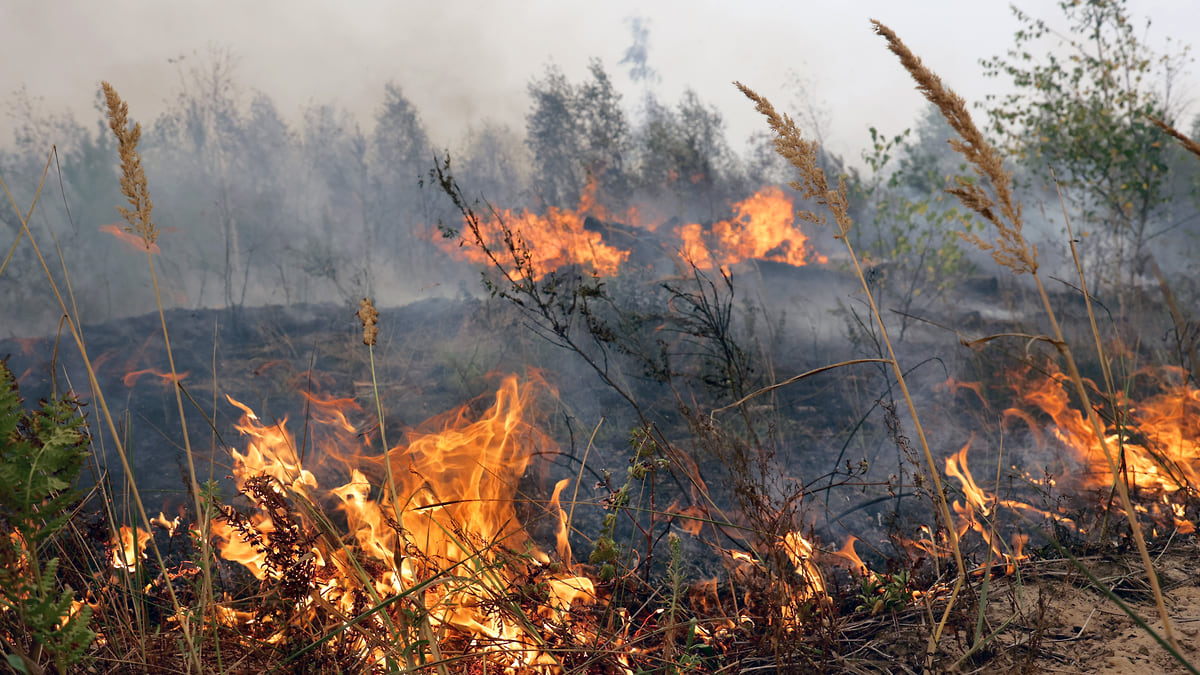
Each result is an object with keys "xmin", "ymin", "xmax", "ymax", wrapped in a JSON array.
[
  {"xmin": 870, "ymin": 21, "xmax": 1036, "ymax": 276},
  {"xmin": 358, "ymin": 297, "xmax": 380, "ymax": 346},
  {"xmin": 737, "ymin": 77, "xmax": 968, "ymax": 665},
  {"xmin": 1150, "ymin": 117, "xmax": 1200, "ymax": 161},
  {"xmin": 735, "ymin": 83, "xmax": 852, "ymax": 238},
  {"xmin": 101, "ymin": 81, "xmax": 157, "ymax": 250},
  {"xmin": 873, "ymin": 19, "xmax": 1182, "ymax": 655}
]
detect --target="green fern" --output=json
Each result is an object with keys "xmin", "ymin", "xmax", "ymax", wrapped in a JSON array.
[{"xmin": 0, "ymin": 359, "xmax": 95, "ymax": 672}]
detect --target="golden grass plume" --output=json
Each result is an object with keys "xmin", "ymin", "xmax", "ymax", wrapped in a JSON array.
[
  {"xmin": 734, "ymin": 82, "xmax": 852, "ymax": 238},
  {"xmin": 1150, "ymin": 117, "xmax": 1200, "ymax": 161},
  {"xmin": 101, "ymin": 81, "xmax": 158, "ymax": 250},
  {"xmin": 871, "ymin": 20, "xmax": 1036, "ymax": 276},
  {"xmin": 358, "ymin": 297, "xmax": 380, "ymax": 346}
]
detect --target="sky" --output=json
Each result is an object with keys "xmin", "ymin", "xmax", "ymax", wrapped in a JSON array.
[{"xmin": 2, "ymin": 1, "xmax": 1198, "ymax": 165}]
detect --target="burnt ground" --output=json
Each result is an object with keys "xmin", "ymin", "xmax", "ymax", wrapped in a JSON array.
[{"xmin": 4, "ymin": 266, "xmax": 1200, "ymax": 673}]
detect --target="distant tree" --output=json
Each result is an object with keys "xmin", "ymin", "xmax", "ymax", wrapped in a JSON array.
[
  {"xmin": 637, "ymin": 90, "xmax": 739, "ymax": 221},
  {"xmin": 577, "ymin": 60, "xmax": 633, "ymax": 205},
  {"xmin": 236, "ymin": 93, "xmax": 299, "ymax": 304},
  {"xmin": 461, "ymin": 120, "xmax": 531, "ymax": 207},
  {"xmin": 299, "ymin": 102, "xmax": 369, "ymax": 302},
  {"xmin": 526, "ymin": 65, "xmax": 583, "ymax": 208},
  {"xmin": 982, "ymin": 0, "xmax": 1191, "ymax": 288},
  {"xmin": 0, "ymin": 87, "xmax": 131, "ymax": 327},
  {"xmin": 369, "ymin": 82, "xmax": 432, "ymax": 275},
  {"xmin": 526, "ymin": 60, "xmax": 632, "ymax": 210},
  {"xmin": 151, "ymin": 46, "xmax": 251, "ymax": 309},
  {"xmin": 848, "ymin": 123, "xmax": 980, "ymax": 341},
  {"xmin": 893, "ymin": 104, "xmax": 968, "ymax": 194}
]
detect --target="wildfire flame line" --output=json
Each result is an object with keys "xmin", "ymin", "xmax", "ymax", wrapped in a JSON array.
[{"xmin": 437, "ymin": 185, "xmax": 825, "ymax": 279}]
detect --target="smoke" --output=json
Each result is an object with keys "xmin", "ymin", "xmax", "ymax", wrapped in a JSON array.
[{"xmin": 0, "ymin": 0, "xmax": 1044, "ymax": 163}]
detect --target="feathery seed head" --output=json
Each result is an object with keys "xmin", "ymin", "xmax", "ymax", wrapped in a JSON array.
[
  {"xmin": 101, "ymin": 81, "xmax": 158, "ymax": 251},
  {"xmin": 871, "ymin": 20, "xmax": 1037, "ymax": 276},
  {"xmin": 736, "ymin": 81, "xmax": 853, "ymax": 238}
]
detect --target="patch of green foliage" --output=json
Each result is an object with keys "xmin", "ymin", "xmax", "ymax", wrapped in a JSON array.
[{"xmin": 0, "ymin": 360, "xmax": 95, "ymax": 673}]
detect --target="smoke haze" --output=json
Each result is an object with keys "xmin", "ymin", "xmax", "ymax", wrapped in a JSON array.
[{"xmin": 14, "ymin": 1, "xmax": 1195, "ymax": 160}]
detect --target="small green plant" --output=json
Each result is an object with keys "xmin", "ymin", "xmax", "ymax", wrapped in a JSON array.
[
  {"xmin": 851, "ymin": 125, "xmax": 979, "ymax": 340},
  {"xmin": 0, "ymin": 359, "xmax": 95, "ymax": 673},
  {"xmin": 855, "ymin": 570, "xmax": 913, "ymax": 616}
]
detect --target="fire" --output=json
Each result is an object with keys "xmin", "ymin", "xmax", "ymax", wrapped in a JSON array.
[
  {"xmin": 833, "ymin": 535, "xmax": 868, "ymax": 576},
  {"xmin": 437, "ymin": 184, "xmax": 825, "ymax": 278},
  {"xmin": 151, "ymin": 512, "xmax": 182, "ymax": 537},
  {"xmin": 211, "ymin": 374, "xmax": 595, "ymax": 669},
  {"xmin": 935, "ymin": 362, "xmax": 1200, "ymax": 568},
  {"xmin": 122, "ymin": 368, "xmax": 189, "ymax": 387},
  {"xmin": 780, "ymin": 531, "xmax": 826, "ymax": 598},
  {"xmin": 1006, "ymin": 363, "xmax": 1199, "ymax": 533},
  {"xmin": 678, "ymin": 187, "xmax": 828, "ymax": 269},
  {"xmin": 436, "ymin": 179, "xmax": 628, "ymax": 278},
  {"xmin": 100, "ymin": 223, "xmax": 161, "ymax": 254},
  {"xmin": 110, "ymin": 525, "xmax": 152, "ymax": 570},
  {"xmin": 943, "ymin": 440, "xmax": 1032, "ymax": 572}
]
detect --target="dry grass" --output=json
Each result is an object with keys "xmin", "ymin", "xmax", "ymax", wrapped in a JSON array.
[
  {"xmin": 1, "ymin": 31, "xmax": 1198, "ymax": 675},
  {"xmin": 872, "ymin": 17, "xmax": 1183, "ymax": 660},
  {"xmin": 737, "ymin": 79, "xmax": 967, "ymax": 669}
]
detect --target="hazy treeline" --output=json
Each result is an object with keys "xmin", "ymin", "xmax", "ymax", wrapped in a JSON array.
[
  {"xmin": 5, "ymin": 10, "xmax": 1200, "ymax": 338},
  {"xmin": 0, "ymin": 52, "xmax": 825, "ymax": 335}
]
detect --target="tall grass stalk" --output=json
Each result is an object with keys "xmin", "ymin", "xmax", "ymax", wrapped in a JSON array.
[
  {"xmin": 0, "ymin": 151, "xmax": 203, "ymax": 671},
  {"xmin": 735, "ymin": 81, "xmax": 967, "ymax": 667},
  {"xmin": 100, "ymin": 82, "xmax": 219, "ymax": 662},
  {"xmin": 357, "ymin": 296, "xmax": 449, "ymax": 674},
  {"xmin": 871, "ymin": 19, "xmax": 1179, "ymax": 653}
]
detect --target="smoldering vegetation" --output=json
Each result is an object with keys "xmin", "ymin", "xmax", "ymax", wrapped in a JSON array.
[
  {"xmin": 6, "ymin": 28, "xmax": 1200, "ymax": 580},
  {"xmin": 6, "ymin": 4, "xmax": 1200, "ymax": 670}
]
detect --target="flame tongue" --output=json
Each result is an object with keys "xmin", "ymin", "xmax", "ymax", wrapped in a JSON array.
[
  {"xmin": 680, "ymin": 186, "xmax": 828, "ymax": 269},
  {"xmin": 435, "ymin": 178, "xmax": 627, "ymax": 278},
  {"xmin": 390, "ymin": 376, "xmax": 539, "ymax": 562},
  {"xmin": 1010, "ymin": 364, "xmax": 1199, "ymax": 532},
  {"xmin": 435, "ymin": 183, "xmax": 825, "ymax": 277},
  {"xmin": 213, "ymin": 375, "xmax": 593, "ymax": 665}
]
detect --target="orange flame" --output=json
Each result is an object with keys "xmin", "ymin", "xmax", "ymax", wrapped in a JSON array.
[
  {"xmin": 100, "ymin": 224, "xmax": 161, "ymax": 255},
  {"xmin": 213, "ymin": 375, "xmax": 595, "ymax": 667},
  {"xmin": 110, "ymin": 525, "xmax": 152, "ymax": 570},
  {"xmin": 437, "ymin": 179, "xmax": 627, "ymax": 278},
  {"xmin": 123, "ymin": 368, "xmax": 189, "ymax": 387},
  {"xmin": 781, "ymin": 531, "xmax": 826, "ymax": 598},
  {"xmin": 151, "ymin": 512, "xmax": 183, "ymax": 537},
  {"xmin": 833, "ymin": 535, "xmax": 868, "ymax": 576},
  {"xmin": 1007, "ymin": 364, "xmax": 1199, "ymax": 533},
  {"xmin": 944, "ymin": 440, "xmax": 1034, "ymax": 572},
  {"xmin": 677, "ymin": 187, "xmax": 827, "ymax": 269},
  {"xmin": 437, "ymin": 184, "xmax": 825, "ymax": 278}
]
